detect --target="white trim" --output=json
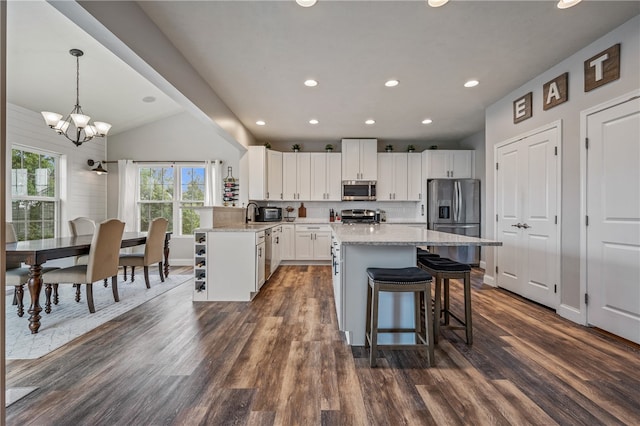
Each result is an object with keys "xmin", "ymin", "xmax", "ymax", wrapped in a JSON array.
[
  {"xmin": 479, "ymin": 260, "xmax": 486, "ymax": 270},
  {"xmin": 558, "ymin": 303, "xmax": 583, "ymax": 324},
  {"xmin": 579, "ymin": 89, "xmax": 640, "ymax": 327},
  {"xmin": 483, "ymin": 274, "xmax": 496, "ymax": 287},
  {"xmin": 493, "ymin": 120, "xmax": 562, "ymax": 308}
]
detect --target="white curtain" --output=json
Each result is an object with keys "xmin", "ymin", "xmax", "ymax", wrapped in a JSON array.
[{"xmin": 117, "ymin": 159, "xmax": 138, "ymax": 232}]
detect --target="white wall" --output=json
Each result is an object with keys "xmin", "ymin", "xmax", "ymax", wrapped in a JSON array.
[
  {"xmin": 6, "ymin": 103, "xmax": 107, "ymax": 235},
  {"xmin": 106, "ymin": 111, "xmax": 243, "ymax": 265},
  {"xmin": 484, "ymin": 15, "xmax": 640, "ymax": 312}
]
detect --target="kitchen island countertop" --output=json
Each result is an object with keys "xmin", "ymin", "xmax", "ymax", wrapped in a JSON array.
[{"xmin": 331, "ymin": 223, "xmax": 502, "ymax": 246}]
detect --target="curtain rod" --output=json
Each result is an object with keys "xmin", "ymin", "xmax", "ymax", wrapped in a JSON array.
[{"xmin": 92, "ymin": 160, "xmax": 222, "ymax": 164}]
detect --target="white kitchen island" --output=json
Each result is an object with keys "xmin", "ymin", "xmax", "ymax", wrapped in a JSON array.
[{"xmin": 330, "ymin": 223, "xmax": 502, "ymax": 346}]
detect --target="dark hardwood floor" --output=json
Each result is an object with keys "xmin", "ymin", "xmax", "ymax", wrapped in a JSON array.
[{"xmin": 6, "ymin": 265, "xmax": 640, "ymax": 425}]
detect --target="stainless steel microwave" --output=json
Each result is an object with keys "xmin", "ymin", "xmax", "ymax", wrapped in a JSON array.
[
  {"xmin": 255, "ymin": 207, "xmax": 282, "ymax": 222},
  {"xmin": 342, "ymin": 180, "xmax": 376, "ymax": 201}
]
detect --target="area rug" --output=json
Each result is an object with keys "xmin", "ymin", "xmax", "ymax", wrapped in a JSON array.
[{"xmin": 5, "ymin": 274, "xmax": 192, "ymax": 360}]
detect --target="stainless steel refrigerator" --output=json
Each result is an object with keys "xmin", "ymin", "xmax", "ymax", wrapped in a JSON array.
[{"xmin": 427, "ymin": 179, "xmax": 480, "ymax": 265}]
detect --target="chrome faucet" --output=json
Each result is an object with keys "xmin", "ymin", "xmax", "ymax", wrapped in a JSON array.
[{"xmin": 246, "ymin": 202, "xmax": 259, "ymax": 223}]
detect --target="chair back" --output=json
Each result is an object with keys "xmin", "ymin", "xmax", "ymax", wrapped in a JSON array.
[
  {"xmin": 69, "ymin": 217, "xmax": 96, "ymax": 236},
  {"xmin": 5, "ymin": 223, "xmax": 21, "ymax": 269},
  {"xmin": 86, "ymin": 219, "xmax": 125, "ymax": 283},
  {"xmin": 144, "ymin": 218, "xmax": 169, "ymax": 264}
]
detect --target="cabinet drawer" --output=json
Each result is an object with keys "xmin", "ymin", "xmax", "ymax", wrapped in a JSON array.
[
  {"xmin": 255, "ymin": 231, "xmax": 266, "ymax": 244},
  {"xmin": 296, "ymin": 224, "xmax": 331, "ymax": 232}
]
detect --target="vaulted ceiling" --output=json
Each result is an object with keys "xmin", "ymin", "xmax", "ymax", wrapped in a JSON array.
[{"xmin": 7, "ymin": 1, "xmax": 639, "ymax": 145}]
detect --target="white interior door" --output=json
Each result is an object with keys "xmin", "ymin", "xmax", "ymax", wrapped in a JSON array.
[
  {"xmin": 586, "ymin": 96, "xmax": 640, "ymax": 344},
  {"xmin": 496, "ymin": 126, "xmax": 559, "ymax": 308}
]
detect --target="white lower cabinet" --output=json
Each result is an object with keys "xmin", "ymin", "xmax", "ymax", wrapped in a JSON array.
[
  {"xmin": 280, "ymin": 224, "xmax": 296, "ymax": 260},
  {"xmin": 294, "ymin": 225, "xmax": 331, "ymax": 261},
  {"xmin": 196, "ymin": 229, "xmax": 265, "ymax": 301}
]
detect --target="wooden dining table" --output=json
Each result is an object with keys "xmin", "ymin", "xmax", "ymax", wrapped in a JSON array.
[{"xmin": 5, "ymin": 231, "xmax": 172, "ymax": 334}]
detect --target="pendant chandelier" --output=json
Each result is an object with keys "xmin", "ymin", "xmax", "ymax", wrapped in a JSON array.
[{"xmin": 41, "ymin": 49, "xmax": 112, "ymax": 147}]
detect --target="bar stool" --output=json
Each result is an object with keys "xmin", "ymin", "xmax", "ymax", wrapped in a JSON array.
[
  {"xmin": 365, "ymin": 267, "xmax": 434, "ymax": 368},
  {"xmin": 417, "ymin": 257, "xmax": 473, "ymax": 344}
]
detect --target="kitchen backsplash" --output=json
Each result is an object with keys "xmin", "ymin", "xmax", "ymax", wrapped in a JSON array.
[{"xmin": 253, "ymin": 201, "xmax": 423, "ymax": 222}]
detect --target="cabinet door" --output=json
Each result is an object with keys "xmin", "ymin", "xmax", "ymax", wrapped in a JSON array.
[
  {"xmin": 392, "ymin": 153, "xmax": 408, "ymax": 200},
  {"xmin": 313, "ymin": 231, "xmax": 332, "ymax": 260},
  {"xmin": 376, "ymin": 153, "xmax": 394, "ymax": 201},
  {"xmin": 256, "ymin": 241, "xmax": 266, "ymax": 290},
  {"xmin": 248, "ymin": 146, "xmax": 267, "ymax": 200},
  {"xmin": 295, "ymin": 231, "xmax": 314, "ymax": 260},
  {"xmin": 342, "ymin": 139, "xmax": 361, "ymax": 180},
  {"xmin": 282, "ymin": 153, "xmax": 298, "ymax": 200},
  {"xmin": 326, "ymin": 153, "xmax": 342, "ymax": 201},
  {"xmin": 297, "ymin": 153, "xmax": 311, "ymax": 201},
  {"xmin": 267, "ymin": 150, "xmax": 283, "ymax": 200},
  {"xmin": 359, "ymin": 139, "xmax": 378, "ymax": 180},
  {"xmin": 407, "ymin": 153, "xmax": 422, "ymax": 201},
  {"xmin": 281, "ymin": 225, "xmax": 296, "ymax": 260},
  {"xmin": 427, "ymin": 150, "xmax": 450, "ymax": 179},
  {"xmin": 450, "ymin": 151, "xmax": 474, "ymax": 178},
  {"xmin": 310, "ymin": 153, "xmax": 327, "ymax": 200}
]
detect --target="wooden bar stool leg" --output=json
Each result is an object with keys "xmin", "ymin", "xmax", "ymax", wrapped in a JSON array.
[
  {"xmin": 443, "ymin": 278, "xmax": 451, "ymax": 325},
  {"xmin": 434, "ymin": 277, "xmax": 442, "ymax": 344},
  {"xmin": 414, "ymin": 291, "xmax": 422, "ymax": 341},
  {"xmin": 370, "ymin": 283, "xmax": 380, "ymax": 368},
  {"xmin": 464, "ymin": 271, "xmax": 473, "ymax": 345},
  {"xmin": 423, "ymin": 287, "xmax": 434, "ymax": 367},
  {"xmin": 365, "ymin": 281, "xmax": 372, "ymax": 350}
]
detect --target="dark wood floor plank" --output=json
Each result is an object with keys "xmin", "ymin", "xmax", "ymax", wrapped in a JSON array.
[{"xmin": 6, "ymin": 265, "xmax": 640, "ymax": 425}]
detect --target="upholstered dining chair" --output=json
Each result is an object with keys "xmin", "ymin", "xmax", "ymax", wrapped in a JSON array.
[
  {"xmin": 43, "ymin": 219, "xmax": 125, "ymax": 314},
  {"xmin": 119, "ymin": 217, "xmax": 168, "ymax": 289},
  {"xmin": 5, "ymin": 222, "xmax": 59, "ymax": 316},
  {"xmin": 68, "ymin": 217, "xmax": 96, "ymax": 266}
]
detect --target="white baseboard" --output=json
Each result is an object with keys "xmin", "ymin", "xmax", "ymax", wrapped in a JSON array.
[
  {"xmin": 483, "ymin": 274, "xmax": 496, "ymax": 287},
  {"xmin": 170, "ymin": 258, "xmax": 194, "ymax": 267},
  {"xmin": 558, "ymin": 303, "xmax": 584, "ymax": 325}
]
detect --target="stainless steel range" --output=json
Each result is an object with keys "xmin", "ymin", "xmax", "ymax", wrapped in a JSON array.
[{"xmin": 340, "ymin": 209, "xmax": 377, "ymax": 223}]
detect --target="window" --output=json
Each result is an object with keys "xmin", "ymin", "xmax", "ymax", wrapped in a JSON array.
[
  {"xmin": 11, "ymin": 147, "xmax": 60, "ymax": 241},
  {"xmin": 138, "ymin": 165, "xmax": 206, "ymax": 235}
]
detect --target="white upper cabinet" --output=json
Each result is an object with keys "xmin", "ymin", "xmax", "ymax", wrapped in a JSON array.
[
  {"xmin": 407, "ymin": 152, "xmax": 422, "ymax": 201},
  {"xmin": 248, "ymin": 146, "xmax": 283, "ymax": 201},
  {"xmin": 377, "ymin": 153, "xmax": 408, "ymax": 201},
  {"xmin": 310, "ymin": 152, "xmax": 342, "ymax": 201},
  {"xmin": 423, "ymin": 150, "xmax": 474, "ymax": 179},
  {"xmin": 282, "ymin": 152, "xmax": 311, "ymax": 200},
  {"xmin": 341, "ymin": 139, "xmax": 377, "ymax": 180},
  {"xmin": 267, "ymin": 150, "xmax": 283, "ymax": 201}
]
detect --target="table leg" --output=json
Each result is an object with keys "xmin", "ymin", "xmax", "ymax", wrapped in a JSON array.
[
  {"xmin": 163, "ymin": 235, "xmax": 171, "ymax": 277},
  {"xmin": 27, "ymin": 264, "xmax": 43, "ymax": 334}
]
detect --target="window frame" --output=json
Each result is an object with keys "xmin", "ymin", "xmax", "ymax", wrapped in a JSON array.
[
  {"xmin": 10, "ymin": 145, "xmax": 61, "ymax": 241},
  {"xmin": 136, "ymin": 163, "xmax": 208, "ymax": 236}
]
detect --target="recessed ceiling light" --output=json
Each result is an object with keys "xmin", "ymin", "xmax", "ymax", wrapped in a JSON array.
[
  {"xmin": 296, "ymin": 0, "xmax": 317, "ymax": 7},
  {"xmin": 385, "ymin": 79, "xmax": 399, "ymax": 87},
  {"xmin": 304, "ymin": 79, "xmax": 318, "ymax": 87},
  {"xmin": 142, "ymin": 96, "xmax": 156, "ymax": 103},
  {"xmin": 365, "ymin": 119, "xmax": 375, "ymax": 125},
  {"xmin": 309, "ymin": 119, "xmax": 319, "ymax": 125},
  {"xmin": 422, "ymin": 118, "xmax": 433, "ymax": 125},
  {"xmin": 464, "ymin": 80, "xmax": 479, "ymax": 88},
  {"xmin": 256, "ymin": 120, "xmax": 266, "ymax": 126},
  {"xmin": 427, "ymin": 0, "xmax": 449, "ymax": 7},
  {"xmin": 557, "ymin": 0, "xmax": 582, "ymax": 9}
]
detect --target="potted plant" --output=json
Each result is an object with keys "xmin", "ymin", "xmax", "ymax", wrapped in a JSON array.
[
  {"xmin": 407, "ymin": 144, "xmax": 416, "ymax": 153},
  {"xmin": 325, "ymin": 144, "xmax": 334, "ymax": 152},
  {"xmin": 385, "ymin": 144, "xmax": 393, "ymax": 152},
  {"xmin": 263, "ymin": 142, "xmax": 271, "ymax": 149},
  {"xmin": 292, "ymin": 144, "xmax": 301, "ymax": 152}
]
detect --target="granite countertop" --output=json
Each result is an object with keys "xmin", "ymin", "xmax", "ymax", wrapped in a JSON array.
[{"xmin": 331, "ymin": 223, "xmax": 502, "ymax": 246}]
